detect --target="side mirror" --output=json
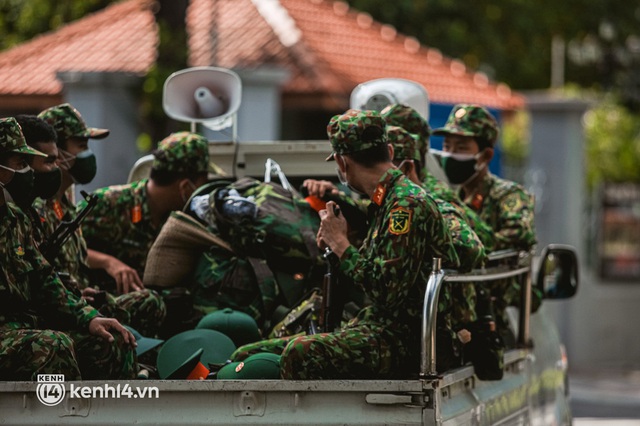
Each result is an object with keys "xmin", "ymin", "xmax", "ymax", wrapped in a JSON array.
[{"xmin": 536, "ymin": 244, "xmax": 579, "ymax": 299}]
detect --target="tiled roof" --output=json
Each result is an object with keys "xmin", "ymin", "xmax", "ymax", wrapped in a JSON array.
[
  {"xmin": 0, "ymin": 0, "xmax": 157, "ymax": 96},
  {"xmin": 0, "ymin": 0, "xmax": 523, "ymax": 109}
]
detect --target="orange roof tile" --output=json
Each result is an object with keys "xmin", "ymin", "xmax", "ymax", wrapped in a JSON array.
[
  {"xmin": 0, "ymin": 0, "xmax": 523, "ymax": 110},
  {"xmin": 0, "ymin": 0, "xmax": 157, "ymax": 96}
]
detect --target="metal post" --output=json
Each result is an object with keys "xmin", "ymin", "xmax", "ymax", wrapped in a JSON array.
[
  {"xmin": 517, "ymin": 271, "xmax": 533, "ymax": 347},
  {"xmin": 420, "ymin": 261, "xmax": 445, "ymax": 378}
]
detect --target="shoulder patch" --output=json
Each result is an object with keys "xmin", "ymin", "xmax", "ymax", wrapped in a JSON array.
[{"xmin": 389, "ymin": 207, "xmax": 412, "ymax": 235}]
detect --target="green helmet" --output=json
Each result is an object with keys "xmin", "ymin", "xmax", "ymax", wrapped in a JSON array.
[
  {"xmin": 217, "ymin": 353, "xmax": 281, "ymax": 380},
  {"xmin": 196, "ymin": 308, "xmax": 261, "ymax": 347},
  {"xmin": 124, "ymin": 326, "xmax": 164, "ymax": 357},
  {"xmin": 156, "ymin": 329, "xmax": 236, "ymax": 379}
]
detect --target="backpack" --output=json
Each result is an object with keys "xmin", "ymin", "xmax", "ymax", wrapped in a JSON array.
[{"xmin": 209, "ymin": 176, "xmax": 323, "ymax": 275}]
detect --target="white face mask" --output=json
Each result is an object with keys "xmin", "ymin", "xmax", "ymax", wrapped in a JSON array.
[{"xmin": 335, "ymin": 157, "xmax": 364, "ymax": 197}]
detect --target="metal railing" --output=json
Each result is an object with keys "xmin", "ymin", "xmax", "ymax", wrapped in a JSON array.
[{"xmin": 420, "ymin": 250, "xmax": 533, "ymax": 378}]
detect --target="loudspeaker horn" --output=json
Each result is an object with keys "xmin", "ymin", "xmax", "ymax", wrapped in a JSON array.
[
  {"xmin": 163, "ymin": 67, "xmax": 242, "ymax": 131},
  {"xmin": 350, "ymin": 78, "xmax": 429, "ymax": 120}
]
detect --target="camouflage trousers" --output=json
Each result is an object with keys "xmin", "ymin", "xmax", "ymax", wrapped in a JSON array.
[
  {"xmin": 231, "ymin": 323, "xmax": 417, "ymax": 380},
  {"xmin": 0, "ymin": 327, "xmax": 137, "ymax": 381},
  {"xmin": 99, "ymin": 289, "xmax": 166, "ymax": 337}
]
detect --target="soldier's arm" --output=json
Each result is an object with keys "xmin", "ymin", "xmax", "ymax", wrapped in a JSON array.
[
  {"xmin": 434, "ymin": 198, "xmax": 486, "ymax": 272},
  {"xmin": 86, "ymin": 249, "xmax": 143, "ymax": 294},
  {"xmin": 19, "ymin": 217, "xmax": 100, "ymax": 329},
  {"xmin": 493, "ymin": 190, "xmax": 536, "ymax": 250},
  {"xmin": 339, "ymin": 197, "xmax": 432, "ymax": 312}
]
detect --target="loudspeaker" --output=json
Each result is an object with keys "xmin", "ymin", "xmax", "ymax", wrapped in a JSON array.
[
  {"xmin": 163, "ymin": 67, "xmax": 242, "ymax": 131},
  {"xmin": 350, "ymin": 78, "xmax": 430, "ymax": 120}
]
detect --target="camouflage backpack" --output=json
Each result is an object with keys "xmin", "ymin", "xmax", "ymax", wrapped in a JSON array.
[{"xmin": 186, "ymin": 175, "xmax": 325, "ymax": 311}]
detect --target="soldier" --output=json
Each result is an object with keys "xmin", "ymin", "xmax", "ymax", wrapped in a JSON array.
[
  {"xmin": 230, "ymin": 110, "xmax": 459, "ymax": 379},
  {"xmin": 433, "ymin": 104, "xmax": 538, "ymax": 344},
  {"xmin": 0, "ymin": 117, "xmax": 137, "ymax": 381},
  {"xmin": 380, "ymin": 103, "xmax": 496, "ymax": 251},
  {"xmin": 78, "ymin": 131, "xmax": 209, "ymax": 291},
  {"xmin": 388, "ymin": 125, "xmax": 482, "ymax": 316},
  {"xmin": 18, "ymin": 113, "xmax": 166, "ymax": 337}
]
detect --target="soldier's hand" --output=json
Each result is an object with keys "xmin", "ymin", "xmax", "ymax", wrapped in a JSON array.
[
  {"xmin": 88, "ymin": 317, "xmax": 137, "ymax": 348},
  {"xmin": 303, "ymin": 179, "xmax": 339, "ymax": 198},
  {"xmin": 81, "ymin": 287, "xmax": 100, "ymax": 302},
  {"xmin": 317, "ymin": 201, "xmax": 349, "ymax": 257},
  {"xmin": 104, "ymin": 257, "xmax": 144, "ymax": 294}
]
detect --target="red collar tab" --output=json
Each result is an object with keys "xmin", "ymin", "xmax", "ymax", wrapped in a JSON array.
[{"xmin": 372, "ymin": 184, "xmax": 386, "ymax": 206}]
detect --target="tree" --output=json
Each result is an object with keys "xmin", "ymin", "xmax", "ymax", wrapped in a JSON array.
[
  {"xmin": 346, "ymin": 0, "xmax": 640, "ymax": 94},
  {"xmin": 0, "ymin": 0, "xmax": 113, "ymax": 51}
]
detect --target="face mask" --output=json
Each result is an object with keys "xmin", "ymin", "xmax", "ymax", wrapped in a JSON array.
[
  {"xmin": 33, "ymin": 168, "xmax": 62, "ymax": 200},
  {"xmin": 335, "ymin": 158, "xmax": 365, "ymax": 197},
  {"xmin": 59, "ymin": 149, "xmax": 97, "ymax": 184},
  {"xmin": 0, "ymin": 165, "xmax": 35, "ymax": 209},
  {"xmin": 181, "ymin": 180, "xmax": 197, "ymax": 204},
  {"xmin": 440, "ymin": 152, "xmax": 485, "ymax": 185}
]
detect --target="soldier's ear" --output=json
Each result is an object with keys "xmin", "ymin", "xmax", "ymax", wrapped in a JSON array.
[{"xmin": 479, "ymin": 147, "xmax": 494, "ymax": 164}]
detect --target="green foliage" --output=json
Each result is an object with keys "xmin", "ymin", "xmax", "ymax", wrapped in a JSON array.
[
  {"xmin": 501, "ymin": 110, "xmax": 530, "ymax": 166},
  {"xmin": 0, "ymin": 0, "xmax": 113, "ymax": 51},
  {"xmin": 346, "ymin": 0, "xmax": 640, "ymax": 92},
  {"xmin": 584, "ymin": 96, "xmax": 640, "ymax": 188}
]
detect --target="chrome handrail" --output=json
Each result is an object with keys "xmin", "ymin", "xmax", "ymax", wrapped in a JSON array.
[{"xmin": 420, "ymin": 257, "xmax": 532, "ymax": 378}]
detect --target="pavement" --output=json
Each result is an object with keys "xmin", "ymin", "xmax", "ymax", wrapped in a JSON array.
[{"xmin": 570, "ymin": 368, "xmax": 640, "ymax": 420}]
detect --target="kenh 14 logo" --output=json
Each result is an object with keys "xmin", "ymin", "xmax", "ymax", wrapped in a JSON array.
[{"xmin": 36, "ymin": 374, "xmax": 65, "ymax": 406}]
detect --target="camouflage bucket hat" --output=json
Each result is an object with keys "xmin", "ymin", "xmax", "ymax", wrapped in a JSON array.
[
  {"xmin": 325, "ymin": 109, "xmax": 387, "ymax": 161},
  {"xmin": 387, "ymin": 125, "xmax": 421, "ymax": 162},
  {"xmin": 432, "ymin": 104, "xmax": 498, "ymax": 146},
  {"xmin": 381, "ymin": 103, "xmax": 430, "ymax": 155},
  {"xmin": 0, "ymin": 117, "xmax": 47, "ymax": 157},
  {"xmin": 38, "ymin": 103, "xmax": 109, "ymax": 141},
  {"xmin": 152, "ymin": 131, "xmax": 210, "ymax": 174}
]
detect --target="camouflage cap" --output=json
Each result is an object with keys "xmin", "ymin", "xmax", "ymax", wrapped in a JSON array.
[
  {"xmin": 381, "ymin": 103, "xmax": 430, "ymax": 156},
  {"xmin": 152, "ymin": 131, "xmax": 210, "ymax": 174},
  {"xmin": 325, "ymin": 109, "xmax": 387, "ymax": 161},
  {"xmin": 387, "ymin": 125, "xmax": 421, "ymax": 162},
  {"xmin": 0, "ymin": 117, "xmax": 47, "ymax": 157},
  {"xmin": 38, "ymin": 103, "xmax": 109, "ymax": 141},
  {"xmin": 432, "ymin": 104, "xmax": 498, "ymax": 146}
]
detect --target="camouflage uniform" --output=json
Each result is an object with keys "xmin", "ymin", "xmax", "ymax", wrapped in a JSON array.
[
  {"xmin": 0, "ymin": 118, "xmax": 135, "ymax": 380},
  {"xmin": 32, "ymin": 192, "xmax": 166, "ymax": 337},
  {"xmin": 232, "ymin": 111, "xmax": 459, "ymax": 379},
  {"xmin": 388, "ymin": 126, "xmax": 484, "ymax": 330},
  {"xmin": 381, "ymin": 103, "xmax": 431, "ymax": 182},
  {"xmin": 79, "ymin": 131, "xmax": 210, "ymax": 280},
  {"xmin": 433, "ymin": 104, "xmax": 539, "ymax": 339}
]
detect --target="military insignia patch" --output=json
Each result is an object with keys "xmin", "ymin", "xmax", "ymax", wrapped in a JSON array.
[
  {"xmin": 389, "ymin": 207, "xmax": 412, "ymax": 235},
  {"xmin": 235, "ymin": 362, "xmax": 245, "ymax": 373},
  {"xmin": 15, "ymin": 246, "xmax": 25, "ymax": 256},
  {"xmin": 504, "ymin": 193, "xmax": 522, "ymax": 210}
]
